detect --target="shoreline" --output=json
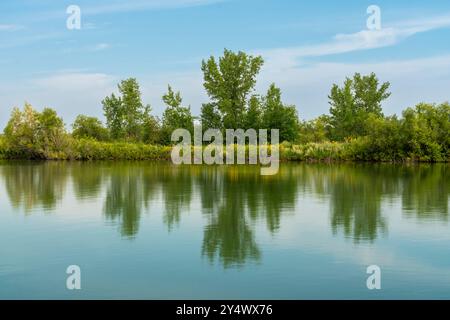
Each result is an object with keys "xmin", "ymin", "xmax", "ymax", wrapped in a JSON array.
[{"xmin": 1, "ymin": 141, "xmax": 448, "ymax": 163}]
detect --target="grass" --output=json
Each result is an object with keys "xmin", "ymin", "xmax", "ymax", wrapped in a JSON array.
[{"xmin": 0, "ymin": 136, "xmax": 447, "ymax": 163}]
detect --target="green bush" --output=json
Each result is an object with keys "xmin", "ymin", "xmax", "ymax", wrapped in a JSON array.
[
  {"xmin": 0, "ymin": 135, "xmax": 8, "ymax": 159},
  {"xmin": 69, "ymin": 138, "xmax": 172, "ymax": 161}
]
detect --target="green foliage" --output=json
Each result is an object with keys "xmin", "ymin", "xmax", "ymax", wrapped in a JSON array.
[
  {"xmin": 281, "ymin": 141, "xmax": 347, "ymax": 161},
  {"xmin": 141, "ymin": 110, "xmax": 161, "ymax": 145},
  {"xmin": 201, "ymin": 103, "xmax": 223, "ymax": 131},
  {"xmin": 70, "ymin": 139, "xmax": 172, "ymax": 161},
  {"xmin": 298, "ymin": 115, "xmax": 331, "ymax": 144},
  {"xmin": 328, "ymin": 73, "xmax": 391, "ymax": 141},
  {"xmin": 3, "ymin": 104, "xmax": 68, "ymax": 159},
  {"xmin": 244, "ymin": 95, "xmax": 262, "ymax": 131},
  {"xmin": 160, "ymin": 85, "xmax": 195, "ymax": 145},
  {"xmin": 102, "ymin": 78, "xmax": 152, "ymax": 141},
  {"xmin": 1, "ymin": 62, "xmax": 448, "ymax": 164},
  {"xmin": 202, "ymin": 49, "xmax": 264, "ymax": 129},
  {"xmin": 0, "ymin": 135, "xmax": 8, "ymax": 159},
  {"xmin": 72, "ymin": 115, "xmax": 109, "ymax": 141},
  {"xmin": 102, "ymin": 93, "xmax": 123, "ymax": 139},
  {"xmin": 400, "ymin": 102, "xmax": 450, "ymax": 161},
  {"xmin": 261, "ymin": 84, "xmax": 300, "ymax": 142}
]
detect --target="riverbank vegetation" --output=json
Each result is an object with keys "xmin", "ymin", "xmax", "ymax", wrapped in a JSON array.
[{"xmin": 0, "ymin": 49, "xmax": 448, "ymax": 162}]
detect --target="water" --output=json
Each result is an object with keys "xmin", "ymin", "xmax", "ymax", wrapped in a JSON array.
[{"xmin": 0, "ymin": 161, "xmax": 449, "ymax": 299}]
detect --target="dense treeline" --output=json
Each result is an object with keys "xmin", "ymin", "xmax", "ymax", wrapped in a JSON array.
[{"xmin": 0, "ymin": 49, "xmax": 448, "ymax": 162}]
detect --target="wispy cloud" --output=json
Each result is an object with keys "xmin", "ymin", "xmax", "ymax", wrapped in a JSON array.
[
  {"xmin": 258, "ymin": 13, "xmax": 450, "ymax": 71},
  {"xmin": 256, "ymin": 54, "xmax": 450, "ymax": 119},
  {"xmin": 91, "ymin": 43, "xmax": 111, "ymax": 51},
  {"xmin": 0, "ymin": 24, "xmax": 24, "ymax": 31},
  {"xmin": 33, "ymin": 72, "xmax": 117, "ymax": 92}
]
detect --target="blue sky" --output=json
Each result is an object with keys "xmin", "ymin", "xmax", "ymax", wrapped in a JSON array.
[{"xmin": 1, "ymin": 0, "xmax": 450, "ymax": 129}]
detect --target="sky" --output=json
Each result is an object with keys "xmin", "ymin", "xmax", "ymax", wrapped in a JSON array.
[{"xmin": 1, "ymin": 0, "xmax": 450, "ymax": 129}]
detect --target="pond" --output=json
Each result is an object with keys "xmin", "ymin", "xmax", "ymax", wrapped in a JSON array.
[{"xmin": 0, "ymin": 161, "xmax": 449, "ymax": 299}]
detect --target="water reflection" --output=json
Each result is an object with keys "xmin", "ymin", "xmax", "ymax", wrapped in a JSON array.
[
  {"xmin": 0, "ymin": 161, "xmax": 448, "ymax": 267},
  {"xmin": 1, "ymin": 161, "xmax": 68, "ymax": 213}
]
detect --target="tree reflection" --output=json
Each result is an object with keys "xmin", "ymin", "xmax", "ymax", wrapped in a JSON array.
[
  {"xmin": 159, "ymin": 165, "xmax": 193, "ymax": 231},
  {"xmin": 70, "ymin": 162, "xmax": 104, "ymax": 200},
  {"xmin": 1, "ymin": 161, "xmax": 68, "ymax": 213},
  {"xmin": 401, "ymin": 164, "xmax": 449, "ymax": 221},
  {"xmin": 198, "ymin": 165, "xmax": 298, "ymax": 268},
  {"xmin": 103, "ymin": 163, "xmax": 160, "ymax": 238},
  {"xmin": 328, "ymin": 166, "xmax": 388, "ymax": 243},
  {"xmin": 1, "ymin": 161, "xmax": 448, "ymax": 265}
]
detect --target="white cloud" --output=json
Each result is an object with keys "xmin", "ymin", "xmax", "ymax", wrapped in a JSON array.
[
  {"xmin": 33, "ymin": 72, "xmax": 116, "ymax": 92},
  {"xmin": 0, "ymin": 73, "xmax": 117, "ymax": 129},
  {"xmin": 258, "ymin": 14, "xmax": 450, "ymax": 72},
  {"xmin": 0, "ymin": 24, "xmax": 24, "ymax": 31},
  {"xmin": 91, "ymin": 43, "xmax": 111, "ymax": 51},
  {"xmin": 257, "ymin": 55, "xmax": 450, "ymax": 119},
  {"xmin": 1, "ymin": 52, "xmax": 450, "ymax": 131}
]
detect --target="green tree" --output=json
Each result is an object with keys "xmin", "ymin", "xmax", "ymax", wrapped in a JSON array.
[
  {"xmin": 200, "ymin": 103, "xmax": 222, "ymax": 131},
  {"xmin": 141, "ymin": 106, "xmax": 161, "ymax": 145},
  {"xmin": 298, "ymin": 115, "xmax": 331, "ymax": 144},
  {"xmin": 72, "ymin": 115, "xmax": 109, "ymax": 141},
  {"xmin": 401, "ymin": 102, "xmax": 450, "ymax": 161},
  {"xmin": 201, "ymin": 49, "xmax": 264, "ymax": 129},
  {"xmin": 4, "ymin": 104, "xmax": 39, "ymax": 156},
  {"xmin": 261, "ymin": 84, "xmax": 300, "ymax": 142},
  {"xmin": 160, "ymin": 85, "xmax": 194, "ymax": 144},
  {"xmin": 119, "ymin": 78, "xmax": 147, "ymax": 140},
  {"xmin": 244, "ymin": 95, "xmax": 262, "ymax": 131},
  {"xmin": 102, "ymin": 93, "xmax": 123, "ymax": 140},
  {"xmin": 4, "ymin": 104, "xmax": 67, "ymax": 158},
  {"xmin": 102, "ymin": 78, "xmax": 150, "ymax": 141},
  {"xmin": 328, "ymin": 72, "xmax": 391, "ymax": 140}
]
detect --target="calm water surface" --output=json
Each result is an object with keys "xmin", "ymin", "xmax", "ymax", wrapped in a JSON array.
[{"xmin": 0, "ymin": 161, "xmax": 449, "ymax": 299}]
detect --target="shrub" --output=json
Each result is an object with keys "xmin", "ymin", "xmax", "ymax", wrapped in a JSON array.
[{"xmin": 72, "ymin": 115, "xmax": 110, "ymax": 141}]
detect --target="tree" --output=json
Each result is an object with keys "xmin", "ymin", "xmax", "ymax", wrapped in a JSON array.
[
  {"xmin": 38, "ymin": 108, "xmax": 67, "ymax": 153},
  {"xmin": 328, "ymin": 72, "xmax": 391, "ymax": 141},
  {"xmin": 4, "ymin": 104, "xmax": 39, "ymax": 156},
  {"xmin": 72, "ymin": 115, "xmax": 109, "ymax": 141},
  {"xmin": 102, "ymin": 78, "xmax": 150, "ymax": 141},
  {"xmin": 200, "ymin": 103, "xmax": 222, "ymax": 131},
  {"xmin": 401, "ymin": 102, "xmax": 450, "ymax": 161},
  {"xmin": 141, "ymin": 106, "xmax": 161, "ymax": 145},
  {"xmin": 298, "ymin": 115, "xmax": 331, "ymax": 144},
  {"xmin": 244, "ymin": 95, "xmax": 262, "ymax": 131},
  {"xmin": 4, "ymin": 104, "xmax": 67, "ymax": 158},
  {"xmin": 102, "ymin": 93, "xmax": 123, "ymax": 140},
  {"xmin": 160, "ymin": 85, "xmax": 194, "ymax": 144},
  {"xmin": 201, "ymin": 49, "xmax": 264, "ymax": 129},
  {"xmin": 261, "ymin": 84, "xmax": 300, "ymax": 142},
  {"xmin": 119, "ymin": 78, "xmax": 147, "ymax": 140}
]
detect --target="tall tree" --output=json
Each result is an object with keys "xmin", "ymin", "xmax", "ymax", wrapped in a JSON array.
[
  {"xmin": 261, "ymin": 84, "xmax": 300, "ymax": 142},
  {"xmin": 200, "ymin": 103, "xmax": 222, "ymax": 131},
  {"xmin": 244, "ymin": 95, "xmax": 262, "ymax": 131},
  {"xmin": 160, "ymin": 85, "xmax": 194, "ymax": 144},
  {"xmin": 328, "ymin": 72, "xmax": 391, "ymax": 140},
  {"xmin": 102, "ymin": 93, "xmax": 123, "ymax": 140},
  {"xmin": 118, "ymin": 78, "xmax": 146, "ymax": 140},
  {"xmin": 201, "ymin": 49, "xmax": 264, "ymax": 129},
  {"xmin": 102, "ymin": 78, "xmax": 151, "ymax": 141}
]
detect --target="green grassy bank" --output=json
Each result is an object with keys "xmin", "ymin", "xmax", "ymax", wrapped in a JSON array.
[{"xmin": 0, "ymin": 136, "xmax": 448, "ymax": 163}]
